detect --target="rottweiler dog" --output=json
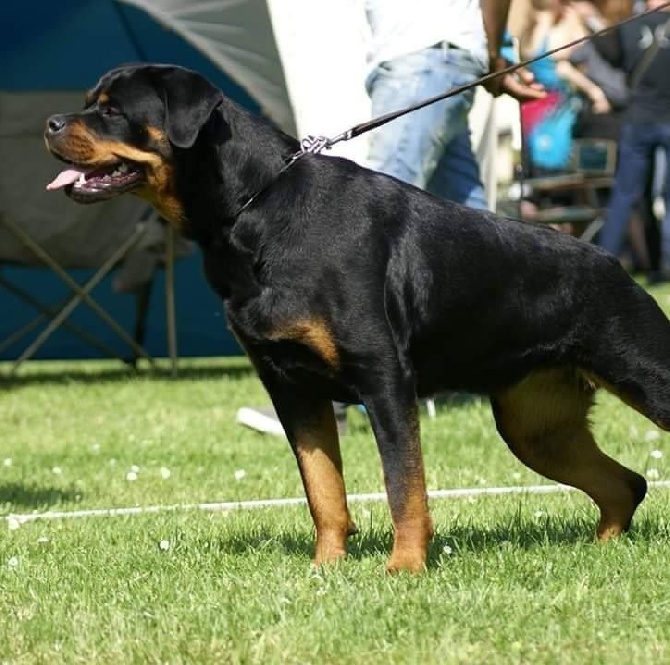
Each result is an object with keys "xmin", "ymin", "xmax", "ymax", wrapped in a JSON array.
[{"xmin": 45, "ymin": 64, "xmax": 670, "ymax": 573}]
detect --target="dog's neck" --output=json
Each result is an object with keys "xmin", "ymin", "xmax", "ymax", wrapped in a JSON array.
[
  {"xmin": 174, "ymin": 98, "xmax": 300, "ymax": 243},
  {"xmin": 172, "ymin": 98, "xmax": 301, "ymax": 301}
]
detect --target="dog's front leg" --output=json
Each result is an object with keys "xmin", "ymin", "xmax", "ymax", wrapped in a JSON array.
[
  {"xmin": 269, "ymin": 391, "xmax": 355, "ymax": 567},
  {"xmin": 363, "ymin": 382, "xmax": 433, "ymax": 573}
]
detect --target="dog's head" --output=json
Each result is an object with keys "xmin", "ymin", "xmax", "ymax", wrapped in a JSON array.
[{"xmin": 44, "ymin": 64, "xmax": 223, "ymax": 223}]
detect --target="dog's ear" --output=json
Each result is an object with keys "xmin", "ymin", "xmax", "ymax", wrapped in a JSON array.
[{"xmin": 160, "ymin": 68, "xmax": 223, "ymax": 149}]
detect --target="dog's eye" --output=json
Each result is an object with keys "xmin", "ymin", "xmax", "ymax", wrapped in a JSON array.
[{"xmin": 101, "ymin": 106, "xmax": 121, "ymax": 118}]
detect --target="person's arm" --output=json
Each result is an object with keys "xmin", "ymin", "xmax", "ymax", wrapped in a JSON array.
[
  {"xmin": 479, "ymin": 0, "xmax": 546, "ymax": 100},
  {"xmin": 480, "ymin": 0, "xmax": 513, "ymax": 64},
  {"xmin": 555, "ymin": 59, "xmax": 612, "ymax": 113},
  {"xmin": 571, "ymin": 0, "xmax": 623, "ymax": 67},
  {"xmin": 571, "ymin": 1, "xmax": 608, "ymax": 33}
]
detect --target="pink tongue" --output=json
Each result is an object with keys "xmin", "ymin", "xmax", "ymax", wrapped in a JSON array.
[{"xmin": 46, "ymin": 167, "xmax": 89, "ymax": 191}]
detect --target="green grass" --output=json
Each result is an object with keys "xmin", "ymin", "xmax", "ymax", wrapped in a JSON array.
[{"xmin": 2, "ymin": 282, "xmax": 670, "ymax": 663}]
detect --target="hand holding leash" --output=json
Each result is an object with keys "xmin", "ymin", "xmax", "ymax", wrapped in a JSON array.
[{"xmin": 484, "ymin": 55, "xmax": 546, "ymax": 100}]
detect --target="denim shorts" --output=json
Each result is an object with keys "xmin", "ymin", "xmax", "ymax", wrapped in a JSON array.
[{"xmin": 365, "ymin": 44, "xmax": 488, "ymax": 210}]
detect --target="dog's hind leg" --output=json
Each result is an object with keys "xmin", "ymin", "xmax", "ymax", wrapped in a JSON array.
[{"xmin": 491, "ymin": 368, "xmax": 647, "ymax": 540}]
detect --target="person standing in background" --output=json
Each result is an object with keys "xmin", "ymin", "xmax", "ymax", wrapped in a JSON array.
[
  {"xmin": 518, "ymin": 0, "xmax": 611, "ymax": 176},
  {"xmin": 596, "ymin": 0, "xmax": 670, "ymax": 283},
  {"xmin": 363, "ymin": 0, "xmax": 544, "ymax": 212}
]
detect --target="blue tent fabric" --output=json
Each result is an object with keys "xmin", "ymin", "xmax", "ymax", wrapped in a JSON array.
[
  {"xmin": 0, "ymin": 0, "xmax": 272, "ymax": 360},
  {"xmin": 0, "ymin": 1, "xmax": 259, "ymax": 110}
]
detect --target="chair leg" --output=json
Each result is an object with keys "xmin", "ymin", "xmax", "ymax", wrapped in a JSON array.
[
  {"xmin": 0, "ymin": 275, "xmax": 124, "ymax": 361},
  {"xmin": 1, "ymin": 218, "xmax": 154, "ymax": 372},
  {"xmin": 129, "ymin": 280, "xmax": 153, "ymax": 369},
  {"xmin": 165, "ymin": 226, "xmax": 178, "ymax": 377}
]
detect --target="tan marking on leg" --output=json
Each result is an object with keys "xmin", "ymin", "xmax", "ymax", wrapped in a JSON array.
[
  {"xmin": 293, "ymin": 402, "xmax": 352, "ymax": 565},
  {"xmin": 270, "ymin": 319, "xmax": 340, "ymax": 370},
  {"xmin": 386, "ymin": 406, "xmax": 433, "ymax": 574},
  {"xmin": 494, "ymin": 368, "xmax": 647, "ymax": 540}
]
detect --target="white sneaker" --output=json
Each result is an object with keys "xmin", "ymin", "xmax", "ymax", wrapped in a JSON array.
[
  {"xmin": 236, "ymin": 404, "xmax": 349, "ymax": 436},
  {"xmin": 236, "ymin": 406, "xmax": 286, "ymax": 437}
]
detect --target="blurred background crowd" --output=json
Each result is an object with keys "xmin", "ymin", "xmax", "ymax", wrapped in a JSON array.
[{"xmin": 504, "ymin": 0, "xmax": 670, "ymax": 282}]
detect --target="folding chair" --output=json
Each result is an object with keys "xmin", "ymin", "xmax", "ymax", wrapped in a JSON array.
[
  {"xmin": 0, "ymin": 212, "xmax": 184, "ymax": 376},
  {"xmin": 0, "ymin": 91, "xmax": 186, "ymax": 375}
]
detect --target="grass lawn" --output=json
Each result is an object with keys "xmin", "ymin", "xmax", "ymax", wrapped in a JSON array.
[{"xmin": 2, "ymin": 283, "xmax": 670, "ymax": 663}]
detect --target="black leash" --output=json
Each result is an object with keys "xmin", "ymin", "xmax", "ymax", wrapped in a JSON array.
[{"xmin": 233, "ymin": 1, "xmax": 670, "ymax": 219}]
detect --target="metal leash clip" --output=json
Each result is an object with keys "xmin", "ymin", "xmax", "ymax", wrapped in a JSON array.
[{"xmin": 300, "ymin": 135, "xmax": 331, "ymax": 155}]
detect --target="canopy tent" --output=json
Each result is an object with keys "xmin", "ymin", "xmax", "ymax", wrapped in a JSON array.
[
  {"xmin": 1, "ymin": 0, "xmax": 373, "ymax": 153},
  {"xmin": 1, "ymin": 0, "xmax": 292, "ymax": 128},
  {"xmin": 0, "ymin": 0, "xmax": 374, "ymax": 360}
]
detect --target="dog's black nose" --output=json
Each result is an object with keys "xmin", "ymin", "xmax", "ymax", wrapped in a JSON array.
[{"xmin": 46, "ymin": 115, "xmax": 67, "ymax": 135}]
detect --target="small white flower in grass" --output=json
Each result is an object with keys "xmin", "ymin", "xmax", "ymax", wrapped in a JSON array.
[
  {"xmin": 52, "ymin": 466, "xmax": 62, "ymax": 475},
  {"xmin": 3, "ymin": 458, "xmax": 12, "ymax": 468},
  {"xmin": 126, "ymin": 471, "xmax": 138, "ymax": 481},
  {"xmin": 159, "ymin": 539, "xmax": 170, "ymax": 551},
  {"xmin": 130, "ymin": 465, "xmax": 140, "ymax": 473},
  {"xmin": 647, "ymin": 467, "xmax": 660, "ymax": 480},
  {"xmin": 7, "ymin": 556, "xmax": 19, "ymax": 568},
  {"xmin": 160, "ymin": 467, "xmax": 171, "ymax": 480},
  {"xmin": 234, "ymin": 469, "xmax": 246, "ymax": 481},
  {"xmin": 651, "ymin": 449, "xmax": 663, "ymax": 460},
  {"xmin": 534, "ymin": 510, "xmax": 545, "ymax": 519},
  {"xmin": 442, "ymin": 544, "xmax": 453, "ymax": 555},
  {"xmin": 7, "ymin": 516, "xmax": 21, "ymax": 531},
  {"xmin": 645, "ymin": 430, "xmax": 660, "ymax": 443}
]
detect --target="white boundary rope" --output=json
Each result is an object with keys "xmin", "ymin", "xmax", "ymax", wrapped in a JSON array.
[{"xmin": 5, "ymin": 480, "xmax": 670, "ymax": 525}]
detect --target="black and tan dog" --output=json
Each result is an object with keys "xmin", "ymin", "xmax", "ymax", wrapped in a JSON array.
[{"xmin": 45, "ymin": 64, "xmax": 670, "ymax": 572}]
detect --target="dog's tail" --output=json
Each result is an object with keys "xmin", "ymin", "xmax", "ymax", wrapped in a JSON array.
[{"xmin": 578, "ymin": 264, "xmax": 670, "ymax": 432}]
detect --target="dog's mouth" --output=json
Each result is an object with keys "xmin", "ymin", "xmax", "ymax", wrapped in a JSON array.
[{"xmin": 46, "ymin": 160, "xmax": 145, "ymax": 202}]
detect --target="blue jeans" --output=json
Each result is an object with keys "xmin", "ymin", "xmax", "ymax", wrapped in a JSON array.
[
  {"xmin": 599, "ymin": 122, "xmax": 670, "ymax": 268},
  {"xmin": 365, "ymin": 44, "xmax": 488, "ymax": 210}
]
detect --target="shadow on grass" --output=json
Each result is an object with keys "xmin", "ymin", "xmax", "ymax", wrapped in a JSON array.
[
  {"xmin": 0, "ymin": 482, "xmax": 82, "ymax": 511},
  {"xmin": 211, "ymin": 515, "xmax": 669, "ymax": 566},
  {"xmin": 429, "ymin": 517, "xmax": 670, "ymax": 563},
  {"xmin": 0, "ymin": 362, "xmax": 255, "ymax": 389}
]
